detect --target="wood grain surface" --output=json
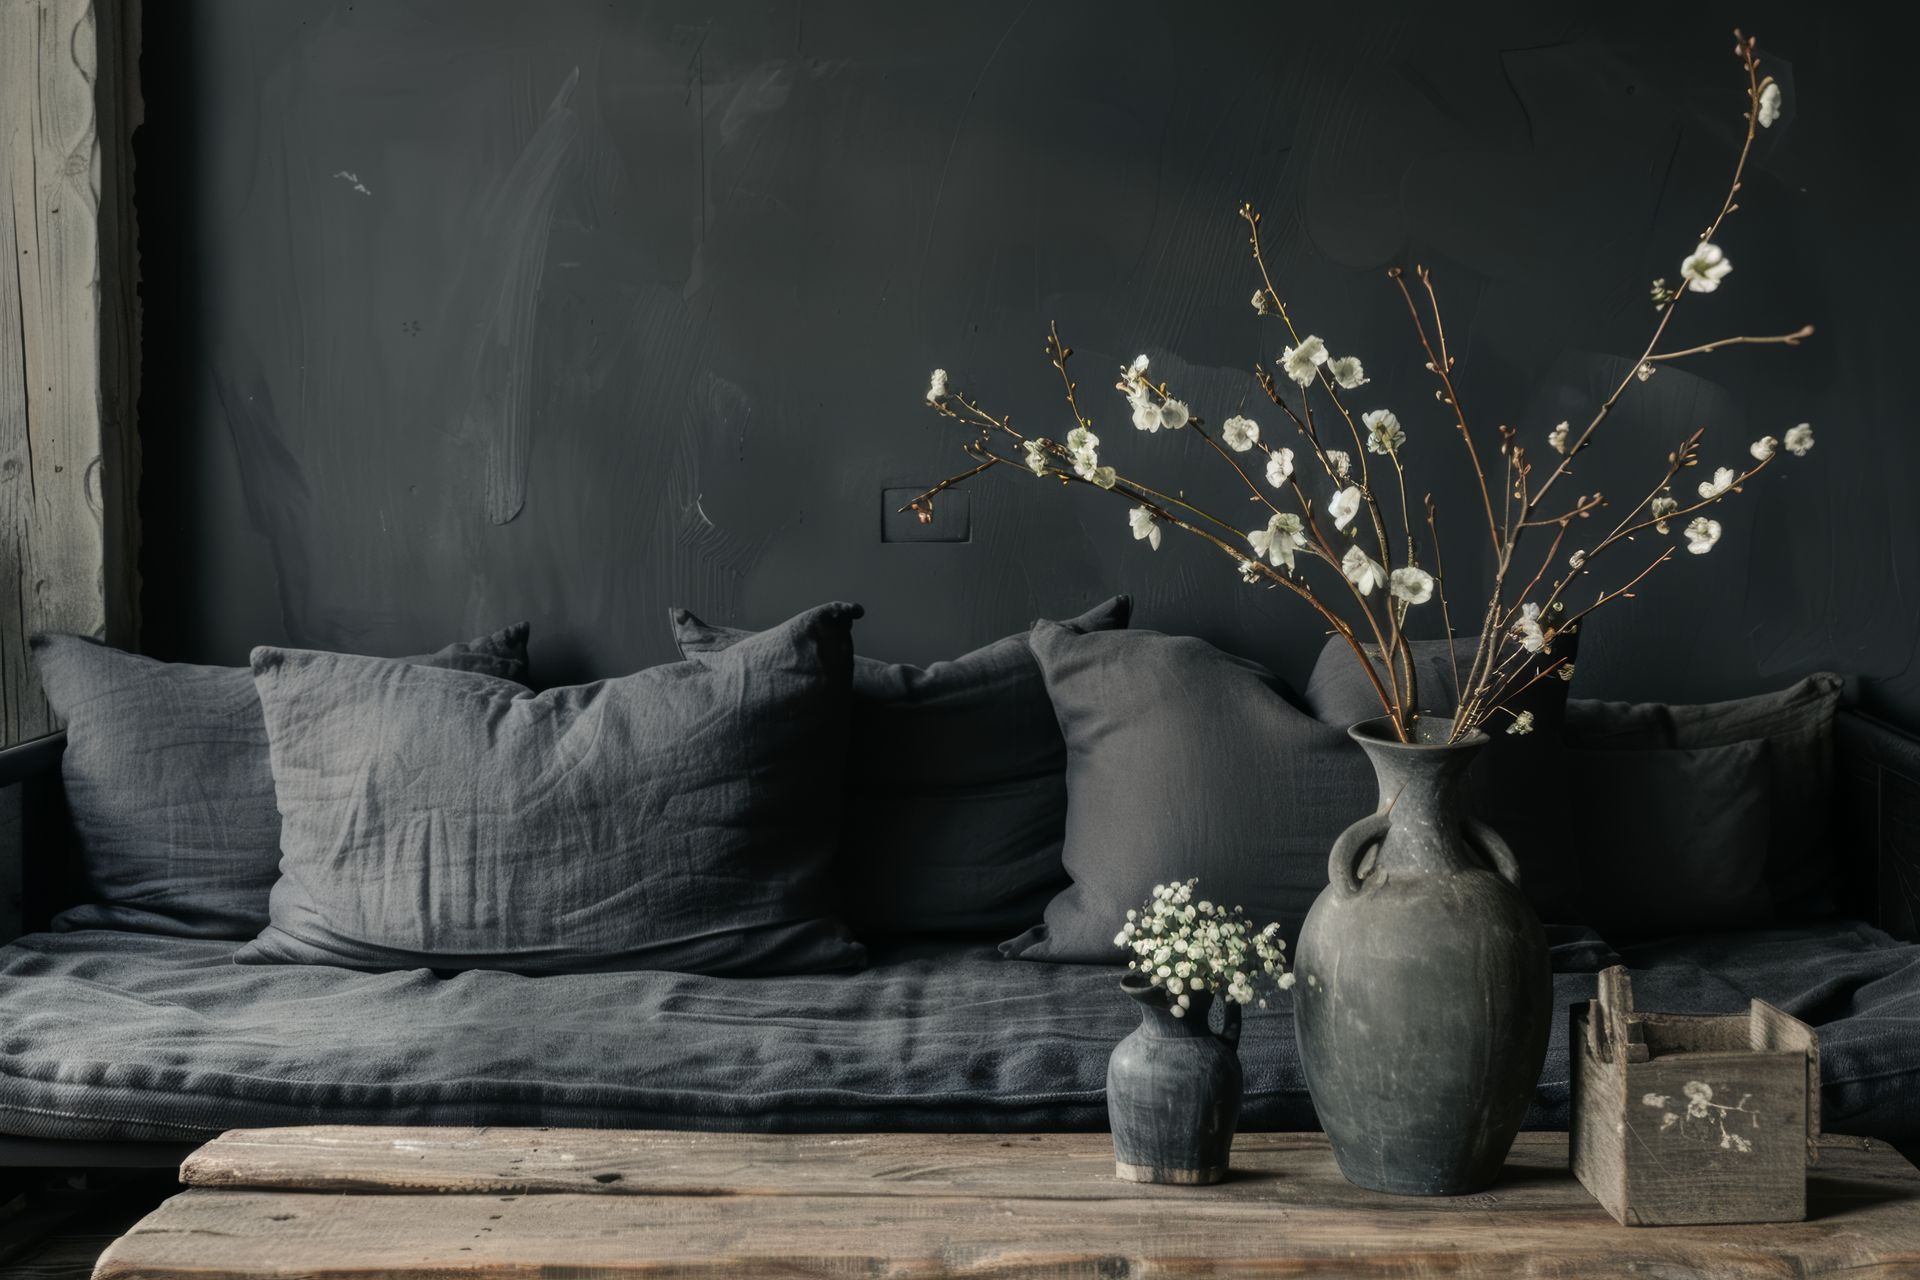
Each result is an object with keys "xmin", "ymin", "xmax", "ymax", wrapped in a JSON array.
[{"xmin": 88, "ymin": 1127, "xmax": 1920, "ymax": 1278}]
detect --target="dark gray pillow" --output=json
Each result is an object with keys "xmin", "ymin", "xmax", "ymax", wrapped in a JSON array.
[
  {"xmin": 29, "ymin": 626, "xmax": 530, "ymax": 939},
  {"xmin": 1005, "ymin": 623, "xmax": 1366, "ymax": 963},
  {"xmin": 671, "ymin": 597, "xmax": 1130, "ymax": 938},
  {"xmin": 239, "ymin": 603, "xmax": 865, "ymax": 976},
  {"xmin": 1556, "ymin": 741, "xmax": 1774, "ymax": 934},
  {"xmin": 1567, "ymin": 674, "xmax": 1842, "ymax": 913}
]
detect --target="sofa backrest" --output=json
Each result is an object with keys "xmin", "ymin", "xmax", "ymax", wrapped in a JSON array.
[{"xmin": 0, "ymin": 710, "xmax": 1916, "ymax": 941}]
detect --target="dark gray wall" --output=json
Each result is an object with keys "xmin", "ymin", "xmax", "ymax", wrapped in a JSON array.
[{"xmin": 137, "ymin": 0, "xmax": 1920, "ymax": 723}]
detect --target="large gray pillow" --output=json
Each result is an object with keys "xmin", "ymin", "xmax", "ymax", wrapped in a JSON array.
[
  {"xmin": 29, "ymin": 626, "xmax": 530, "ymax": 939},
  {"xmin": 1566, "ymin": 675, "xmax": 1843, "ymax": 914},
  {"xmin": 1004, "ymin": 623, "xmax": 1367, "ymax": 963},
  {"xmin": 239, "ymin": 603, "xmax": 865, "ymax": 976},
  {"xmin": 671, "ymin": 597, "xmax": 1130, "ymax": 937}
]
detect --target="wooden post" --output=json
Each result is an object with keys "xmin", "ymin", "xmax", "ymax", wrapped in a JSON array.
[{"xmin": 0, "ymin": 0, "xmax": 141, "ymax": 747}]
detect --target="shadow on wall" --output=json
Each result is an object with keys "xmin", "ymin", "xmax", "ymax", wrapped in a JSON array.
[{"xmin": 134, "ymin": 0, "xmax": 1918, "ymax": 725}]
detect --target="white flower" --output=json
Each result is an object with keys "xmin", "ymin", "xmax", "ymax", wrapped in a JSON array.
[
  {"xmin": 1087, "ymin": 466, "xmax": 1117, "ymax": 490},
  {"xmin": 1680, "ymin": 241, "xmax": 1732, "ymax": 293},
  {"xmin": 1067, "ymin": 426, "xmax": 1098, "ymax": 455},
  {"xmin": 1636, "ymin": 361, "xmax": 1657, "ymax": 382},
  {"xmin": 1389, "ymin": 566, "xmax": 1434, "ymax": 605},
  {"xmin": 1685, "ymin": 517, "xmax": 1722, "ymax": 554},
  {"xmin": 1341, "ymin": 546, "xmax": 1387, "ymax": 595},
  {"xmin": 1251, "ymin": 289, "xmax": 1272, "ymax": 316},
  {"xmin": 1159, "ymin": 398, "xmax": 1191, "ymax": 431},
  {"xmin": 1507, "ymin": 710, "xmax": 1535, "ymax": 736},
  {"xmin": 1750, "ymin": 435, "xmax": 1778, "ymax": 461},
  {"xmin": 1784, "ymin": 422, "xmax": 1815, "ymax": 456},
  {"xmin": 1221, "ymin": 415, "xmax": 1260, "ymax": 452},
  {"xmin": 1238, "ymin": 559, "xmax": 1262, "ymax": 583},
  {"xmin": 1264, "ymin": 447, "xmax": 1295, "ymax": 488},
  {"xmin": 1328, "ymin": 355, "xmax": 1367, "ymax": 389},
  {"xmin": 1248, "ymin": 512, "xmax": 1306, "ymax": 569},
  {"xmin": 1758, "ymin": 81, "xmax": 1782, "ymax": 128},
  {"xmin": 1569, "ymin": 549, "xmax": 1586, "ymax": 569},
  {"xmin": 1514, "ymin": 602, "xmax": 1547, "ymax": 653},
  {"xmin": 1558, "ymin": 663, "xmax": 1576, "ymax": 682},
  {"xmin": 1129, "ymin": 391, "xmax": 1164, "ymax": 433},
  {"xmin": 1123, "ymin": 353, "xmax": 1150, "ymax": 387},
  {"xmin": 1650, "ymin": 494, "xmax": 1679, "ymax": 533},
  {"xmin": 1697, "ymin": 466, "xmax": 1736, "ymax": 500},
  {"xmin": 927, "ymin": 369, "xmax": 949, "ymax": 403},
  {"xmin": 1363, "ymin": 409, "xmax": 1405, "ymax": 455},
  {"xmin": 1327, "ymin": 484, "xmax": 1362, "ymax": 531},
  {"xmin": 1548, "ymin": 422, "xmax": 1571, "ymax": 455},
  {"xmin": 1129, "ymin": 506, "xmax": 1162, "ymax": 551},
  {"xmin": 1325, "ymin": 449, "xmax": 1352, "ymax": 480},
  {"xmin": 1282, "ymin": 335, "xmax": 1329, "ymax": 386},
  {"xmin": 1023, "ymin": 440, "xmax": 1049, "ymax": 477}
]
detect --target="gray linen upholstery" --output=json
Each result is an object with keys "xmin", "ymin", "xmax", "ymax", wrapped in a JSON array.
[
  {"xmin": 0, "ymin": 923, "xmax": 1913, "ymax": 1143},
  {"xmin": 672, "ymin": 597, "xmax": 1130, "ymax": 937},
  {"xmin": 28, "ymin": 626, "xmax": 530, "ymax": 939},
  {"xmin": 1567, "ymin": 675, "xmax": 1843, "ymax": 912},
  {"xmin": 1006, "ymin": 623, "xmax": 1368, "ymax": 962},
  {"xmin": 240, "ymin": 603, "xmax": 864, "ymax": 976}
]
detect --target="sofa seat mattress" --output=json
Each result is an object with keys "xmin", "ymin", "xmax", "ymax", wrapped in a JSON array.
[{"xmin": 0, "ymin": 923, "xmax": 1914, "ymax": 1143}]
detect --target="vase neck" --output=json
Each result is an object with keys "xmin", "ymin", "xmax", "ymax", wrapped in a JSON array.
[{"xmin": 1351, "ymin": 717, "xmax": 1486, "ymax": 876}]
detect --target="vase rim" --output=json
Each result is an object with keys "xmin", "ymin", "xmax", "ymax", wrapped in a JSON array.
[{"xmin": 1348, "ymin": 714, "xmax": 1489, "ymax": 752}]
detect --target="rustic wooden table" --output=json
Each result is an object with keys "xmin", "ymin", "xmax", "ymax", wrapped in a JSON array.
[{"xmin": 92, "ymin": 1126, "xmax": 1920, "ymax": 1278}]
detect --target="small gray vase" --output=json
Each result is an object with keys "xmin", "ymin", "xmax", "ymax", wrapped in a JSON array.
[
  {"xmin": 1107, "ymin": 974, "xmax": 1243, "ymax": 1184},
  {"xmin": 1294, "ymin": 715, "xmax": 1551, "ymax": 1196}
]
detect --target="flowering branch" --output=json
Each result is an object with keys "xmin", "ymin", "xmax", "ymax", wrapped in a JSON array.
[{"xmin": 911, "ymin": 29, "xmax": 1810, "ymax": 746}]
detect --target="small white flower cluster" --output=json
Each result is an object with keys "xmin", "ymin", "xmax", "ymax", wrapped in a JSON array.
[
  {"xmin": 1281, "ymin": 335, "xmax": 1367, "ymax": 390},
  {"xmin": 1114, "ymin": 879, "xmax": 1293, "ymax": 1013},
  {"xmin": 1758, "ymin": 81, "xmax": 1783, "ymax": 129},
  {"xmin": 1265, "ymin": 447, "xmax": 1295, "ymax": 488},
  {"xmin": 1547, "ymin": 421, "xmax": 1571, "ymax": 455},
  {"xmin": 1120, "ymin": 355, "xmax": 1192, "ymax": 434},
  {"xmin": 927, "ymin": 369, "xmax": 949, "ymax": 404},
  {"xmin": 1129, "ymin": 506, "xmax": 1161, "ymax": 551},
  {"xmin": 1513, "ymin": 601, "xmax": 1554, "ymax": 654}
]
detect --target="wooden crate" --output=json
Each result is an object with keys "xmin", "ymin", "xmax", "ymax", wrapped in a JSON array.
[{"xmin": 1572, "ymin": 965, "xmax": 1821, "ymax": 1226}]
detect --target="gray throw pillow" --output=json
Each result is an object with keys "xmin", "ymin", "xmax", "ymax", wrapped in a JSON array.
[
  {"xmin": 1567, "ymin": 674, "xmax": 1842, "ymax": 914},
  {"xmin": 671, "ymin": 597, "xmax": 1130, "ymax": 937},
  {"xmin": 29, "ymin": 626, "xmax": 530, "ymax": 939},
  {"xmin": 1005, "ymin": 623, "xmax": 1367, "ymax": 963},
  {"xmin": 239, "ymin": 603, "xmax": 865, "ymax": 976},
  {"xmin": 1556, "ymin": 741, "xmax": 1774, "ymax": 934}
]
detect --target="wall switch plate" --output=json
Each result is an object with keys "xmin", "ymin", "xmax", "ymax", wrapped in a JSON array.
[{"xmin": 881, "ymin": 487, "xmax": 970, "ymax": 543}]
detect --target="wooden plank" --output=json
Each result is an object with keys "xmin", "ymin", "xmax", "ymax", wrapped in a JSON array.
[
  {"xmin": 0, "ymin": 0, "xmax": 140, "ymax": 748},
  {"xmin": 1752, "ymin": 997, "xmax": 1824, "ymax": 1157},
  {"xmin": 94, "ymin": 1142, "xmax": 1920, "ymax": 1280},
  {"xmin": 180, "ymin": 1127, "xmax": 1588, "ymax": 1205}
]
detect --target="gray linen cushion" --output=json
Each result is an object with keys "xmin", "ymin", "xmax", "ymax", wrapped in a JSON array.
[
  {"xmin": 1556, "ymin": 741, "xmax": 1774, "ymax": 933},
  {"xmin": 671, "ymin": 597, "xmax": 1130, "ymax": 937},
  {"xmin": 29, "ymin": 626, "xmax": 530, "ymax": 939},
  {"xmin": 1566, "ymin": 675, "xmax": 1843, "ymax": 913},
  {"xmin": 240, "ymin": 603, "xmax": 865, "ymax": 976},
  {"xmin": 1005, "ymin": 623, "xmax": 1367, "ymax": 963}
]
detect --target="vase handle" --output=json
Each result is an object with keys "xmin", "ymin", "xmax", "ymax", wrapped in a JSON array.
[
  {"xmin": 1216, "ymin": 999, "xmax": 1242, "ymax": 1051},
  {"xmin": 1466, "ymin": 817, "xmax": 1523, "ymax": 887},
  {"xmin": 1327, "ymin": 812, "xmax": 1390, "ymax": 896}
]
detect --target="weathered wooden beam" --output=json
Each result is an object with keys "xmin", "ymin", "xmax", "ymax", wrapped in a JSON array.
[{"xmin": 0, "ymin": 0, "xmax": 141, "ymax": 748}]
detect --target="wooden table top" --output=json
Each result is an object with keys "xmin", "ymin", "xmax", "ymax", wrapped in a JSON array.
[{"xmin": 93, "ymin": 1125, "xmax": 1920, "ymax": 1278}]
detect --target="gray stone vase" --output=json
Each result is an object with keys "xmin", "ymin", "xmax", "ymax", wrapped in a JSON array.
[
  {"xmin": 1107, "ymin": 973, "xmax": 1243, "ymax": 1184},
  {"xmin": 1294, "ymin": 715, "xmax": 1551, "ymax": 1196}
]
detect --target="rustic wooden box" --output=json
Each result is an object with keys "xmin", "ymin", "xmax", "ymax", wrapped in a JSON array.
[{"xmin": 1571, "ymin": 966, "xmax": 1820, "ymax": 1227}]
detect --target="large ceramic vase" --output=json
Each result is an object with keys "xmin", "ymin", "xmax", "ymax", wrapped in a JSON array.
[
  {"xmin": 1107, "ymin": 974, "xmax": 1243, "ymax": 1185},
  {"xmin": 1294, "ymin": 715, "xmax": 1551, "ymax": 1196}
]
